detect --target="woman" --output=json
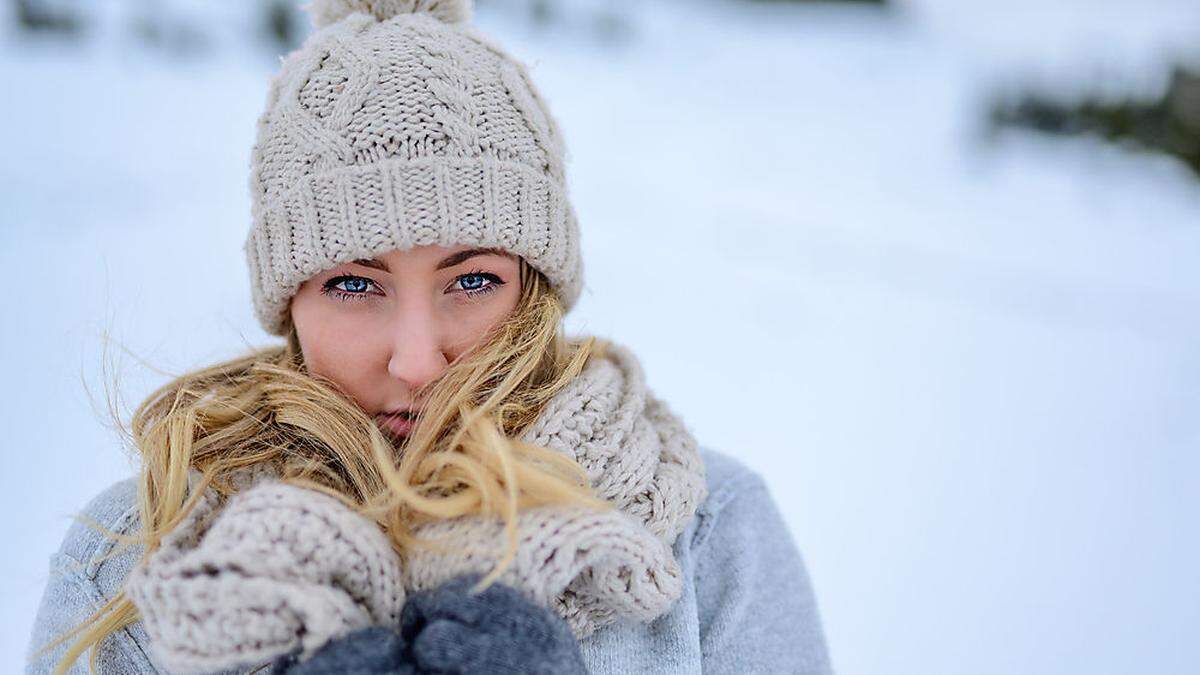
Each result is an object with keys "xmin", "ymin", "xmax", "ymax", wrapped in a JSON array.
[{"xmin": 26, "ymin": 1, "xmax": 833, "ymax": 673}]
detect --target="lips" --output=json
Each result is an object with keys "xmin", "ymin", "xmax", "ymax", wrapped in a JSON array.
[{"xmin": 376, "ymin": 407, "xmax": 420, "ymax": 437}]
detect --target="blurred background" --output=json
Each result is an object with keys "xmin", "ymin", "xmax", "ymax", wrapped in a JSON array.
[{"xmin": 3, "ymin": 0, "xmax": 1198, "ymax": 673}]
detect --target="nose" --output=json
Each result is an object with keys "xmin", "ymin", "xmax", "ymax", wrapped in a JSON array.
[{"xmin": 385, "ymin": 300, "xmax": 450, "ymax": 395}]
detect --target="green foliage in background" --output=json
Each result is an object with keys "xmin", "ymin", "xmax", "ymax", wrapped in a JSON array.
[
  {"xmin": 990, "ymin": 65, "xmax": 1200, "ymax": 179},
  {"xmin": 13, "ymin": 0, "xmax": 83, "ymax": 35}
]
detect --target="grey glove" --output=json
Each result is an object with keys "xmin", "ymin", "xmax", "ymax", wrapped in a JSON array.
[
  {"xmin": 400, "ymin": 574, "xmax": 588, "ymax": 674},
  {"xmin": 271, "ymin": 574, "xmax": 588, "ymax": 674},
  {"xmin": 270, "ymin": 626, "xmax": 412, "ymax": 675}
]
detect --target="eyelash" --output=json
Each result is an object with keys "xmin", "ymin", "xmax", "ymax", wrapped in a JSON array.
[
  {"xmin": 456, "ymin": 269, "xmax": 504, "ymax": 298},
  {"xmin": 319, "ymin": 269, "xmax": 504, "ymax": 303}
]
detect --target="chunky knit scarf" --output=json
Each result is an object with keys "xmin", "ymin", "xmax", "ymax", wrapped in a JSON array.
[{"xmin": 125, "ymin": 338, "xmax": 707, "ymax": 674}]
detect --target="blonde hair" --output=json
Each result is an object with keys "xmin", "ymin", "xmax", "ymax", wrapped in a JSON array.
[{"xmin": 38, "ymin": 259, "xmax": 610, "ymax": 674}]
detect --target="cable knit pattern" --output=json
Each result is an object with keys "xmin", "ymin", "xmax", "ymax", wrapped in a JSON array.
[
  {"xmin": 402, "ymin": 505, "xmax": 684, "ymax": 639},
  {"xmin": 402, "ymin": 338, "xmax": 708, "ymax": 637},
  {"xmin": 125, "ymin": 480, "xmax": 406, "ymax": 674},
  {"xmin": 123, "ymin": 336, "xmax": 706, "ymax": 671},
  {"xmin": 519, "ymin": 339, "xmax": 707, "ymax": 547},
  {"xmin": 246, "ymin": 0, "xmax": 583, "ymax": 335}
]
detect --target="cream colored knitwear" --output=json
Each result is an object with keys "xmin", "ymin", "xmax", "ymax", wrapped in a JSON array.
[
  {"xmin": 246, "ymin": 0, "xmax": 583, "ymax": 335},
  {"xmin": 124, "ymin": 337, "xmax": 706, "ymax": 673},
  {"xmin": 404, "ymin": 338, "xmax": 707, "ymax": 637},
  {"xmin": 125, "ymin": 477, "xmax": 407, "ymax": 673}
]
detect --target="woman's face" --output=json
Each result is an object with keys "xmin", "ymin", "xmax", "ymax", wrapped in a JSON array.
[{"xmin": 289, "ymin": 244, "xmax": 522, "ymax": 437}]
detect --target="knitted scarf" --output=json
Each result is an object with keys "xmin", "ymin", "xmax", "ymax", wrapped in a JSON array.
[{"xmin": 125, "ymin": 338, "xmax": 707, "ymax": 674}]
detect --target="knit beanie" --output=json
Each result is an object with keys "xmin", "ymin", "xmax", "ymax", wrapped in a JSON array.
[{"xmin": 245, "ymin": 0, "xmax": 583, "ymax": 336}]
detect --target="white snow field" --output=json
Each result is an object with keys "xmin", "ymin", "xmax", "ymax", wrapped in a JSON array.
[{"xmin": 2, "ymin": 1, "xmax": 1198, "ymax": 673}]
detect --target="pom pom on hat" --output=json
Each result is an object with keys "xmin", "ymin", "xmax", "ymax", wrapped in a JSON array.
[{"xmin": 303, "ymin": 0, "xmax": 473, "ymax": 28}]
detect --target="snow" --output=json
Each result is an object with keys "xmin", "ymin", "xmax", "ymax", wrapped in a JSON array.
[{"xmin": 2, "ymin": 1, "xmax": 1198, "ymax": 673}]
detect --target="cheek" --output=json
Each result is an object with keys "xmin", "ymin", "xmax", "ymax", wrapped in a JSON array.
[
  {"xmin": 447, "ymin": 284, "xmax": 522, "ymax": 353},
  {"xmin": 291, "ymin": 297, "xmax": 383, "ymax": 397}
]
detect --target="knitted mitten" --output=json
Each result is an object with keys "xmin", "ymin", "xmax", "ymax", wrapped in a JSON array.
[{"xmin": 125, "ymin": 480, "xmax": 406, "ymax": 674}]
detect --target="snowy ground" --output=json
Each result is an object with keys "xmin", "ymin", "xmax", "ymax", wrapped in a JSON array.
[{"xmin": 3, "ymin": 1, "xmax": 1199, "ymax": 673}]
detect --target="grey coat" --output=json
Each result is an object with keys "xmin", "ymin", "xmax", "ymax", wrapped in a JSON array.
[{"xmin": 25, "ymin": 447, "xmax": 834, "ymax": 674}]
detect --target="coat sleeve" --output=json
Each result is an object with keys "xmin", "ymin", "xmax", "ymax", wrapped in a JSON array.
[
  {"xmin": 25, "ymin": 479, "xmax": 160, "ymax": 675},
  {"xmin": 691, "ymin": 465, "xmax": 834, "ymax": 674},
  {"xmin": 26, "ymin": 554, "xmax": 159, "ymax": 675}
]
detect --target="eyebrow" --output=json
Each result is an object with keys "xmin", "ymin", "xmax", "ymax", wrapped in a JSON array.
[
  {"xmin": 435, "ymin": 247, "xmax": 515, "ymax": 270},
  {"xmin": 351, "ymin": 247, "xmax": 514, "ymax": 273},
  {"xmin": 350, "ymin": 257, "xmax": 390, "ymax": 272}
]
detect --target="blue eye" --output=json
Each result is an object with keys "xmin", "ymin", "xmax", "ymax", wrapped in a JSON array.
[
  {"xmin": 319, "ymin": 271, "xmax": 504, "ymax": 303},
  {"xmin": 459, "ymin": 274, "xmax": 488, "ymax": 290},
  {"xmin": 453, "ymin": 271, "xmax": 503, "ymax": 298},
  {"xmin": 341, "ymin": 278, "xmax": 370, "ymax": 293},
  {"xmin": 321, "ymin": 274, "xmax": 379, "ymax": 302}
]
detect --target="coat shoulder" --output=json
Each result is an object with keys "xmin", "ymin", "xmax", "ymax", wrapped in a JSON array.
[
  {"xmin": 55, "ymin": 476, "xmax": 143, "ymax": 581},
  {"xmin": 697, "ymin": 446, "xmax": 762, "ymax": 493},
  {"xmin": 28, "ymin": 477, "xmax": 154, "ymax": 675},
  {"xmin": 696, "ymin": 446, "xmax": 768, "ymax": 509},
  {"xmin": 691, "ymin": 446, "xmax": 772, "ymax": 548}
]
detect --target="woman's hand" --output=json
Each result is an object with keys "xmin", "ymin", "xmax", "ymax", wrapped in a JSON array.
[
  {"xmin": 272, "ymin": 574, "xmax": 588, "ymax": 674},
  {"xmin": 400, "ymin": 574, "xmax": 587, "ymax": 674},
  {"xmin": 269, "ymin": 626, "xmax": 413, "ymax": 675},
  {"xmin": 125, "ymin": 479, "xmax": 406, "ymax": 674}
]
